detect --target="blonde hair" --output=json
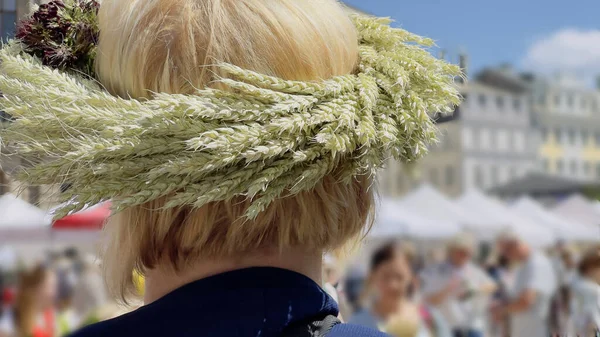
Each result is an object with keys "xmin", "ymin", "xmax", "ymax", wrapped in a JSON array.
[{"xmin": 96, "ymin": 0, "xmax": 372, "ymax": 301}]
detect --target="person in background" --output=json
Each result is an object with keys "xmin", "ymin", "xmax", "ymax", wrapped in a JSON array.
[
  {"xmin": 0, "ymin": 287, "xmax": 16, "ymax": 337},
  {"xmin": 349, "ymin": 243, "xmax": 430, "ymax": 337},
  {"xmin": 398, "ymin": 242, "xmax": 420, "ymax": 302},
  {"xmin": 10, "ymin": 265, "xmax": 58, "ymax": 337},
  {"xmin": 571, "ymin": 248, "xmax": 600, "ymax": 336},
  {"xmin": 492, "ymin": 232, "xmax": 557, "ymax": 337},
  {"xmin": 323, "ymin": 254, "xmax": 352, "ymax": 321},
  {"xmin": 343, "ymin": 265, "xmax": 367, "ymax": 314},
  {"xmin": 53, "ymin": 257, "xmax": 79, "ymax": 336},
  {"xmin": 554, "ymin": 248, "xmax": 577, "ymax": 335},
  {"xmin": 71, "ymin": 256, "xmax": 108, "ymax": 330},
  {"xmin": 323, "ymin": 254, "xmax": 341, "ymax": 304},
  {"xmin": 483, "ymin": 252, "xmax": 512, "ymax": 337},
  {"xmin": 421, "ymin": 233, "xmax": 497, "ymax": 337}
]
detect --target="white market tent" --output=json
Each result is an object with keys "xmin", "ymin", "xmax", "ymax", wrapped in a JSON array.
[
  {"xmin": 511, "ymin": 197, "xmax": 599, "ymax": 242},
  {"xmin": 372, "ymin": 199, "xmax": 462, "ymax": 240},
  {"xmin": 553, "ymin": 194, "xmax": 600, "ymax": 227},
  {"xmin": 457, "ymin": 190, "xmax": 556, "ymax": 248},
  {"xmin": 0, "ymin": 193, "xmax": 51, "ymax": 243},
  {"xmin": 399, "ymin": 185, "xmax": 505, "ymax": 240},
  {"xmin": 0, "ymin": 245, "xmax": 17, "ymax": 270}
]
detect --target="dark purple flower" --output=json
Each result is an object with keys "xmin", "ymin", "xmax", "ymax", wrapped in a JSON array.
[{"xmin": 15, "ymin": 0, "xmax": 99, "ymax": 77}]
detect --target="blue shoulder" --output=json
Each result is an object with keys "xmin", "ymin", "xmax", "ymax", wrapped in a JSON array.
[
  {"xmin": 67, "ymin": 315, "xmax": 132, "ymax": 337},
  {"xmin": 329, "ymin": 323, "xmax": 390, "ymax": 337}
]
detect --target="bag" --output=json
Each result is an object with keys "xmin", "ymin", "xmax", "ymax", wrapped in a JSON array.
[{"xmin": 280, "ymin": 314, "xmax": 341, "ymax": 337}]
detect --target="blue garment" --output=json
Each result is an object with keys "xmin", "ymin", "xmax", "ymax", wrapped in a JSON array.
[
  {"xmin": 69, "ymin": 267, "xmax": 388, "ymax": 337},
  {"xmin": 451, "ymin": 329, "xmax": 483, "ymax": 337}
]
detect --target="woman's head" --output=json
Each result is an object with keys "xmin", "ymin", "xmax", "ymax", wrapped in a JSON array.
[
  {"xmin": 447, "ymin": 233, "xmax": 475, "ymax": 268},
  {"xmin": 578, "ymin": 248, "xmax": 600, "ymax": 283},
  {"xmin": 96, "ymin": 0, "xmax": 372, "ymax": 301},
  {"xmin": 368, "ymin": 243, "xmax": 412, "ymax": 303},
  {"xmin": 14, "ymin": 265, "xmax": 57, "ymax": 336}
]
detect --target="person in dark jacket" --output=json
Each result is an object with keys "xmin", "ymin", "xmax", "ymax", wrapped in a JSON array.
[{"xmin": 71, "ymin": 0, "xmax": 387, "ymax": 336}]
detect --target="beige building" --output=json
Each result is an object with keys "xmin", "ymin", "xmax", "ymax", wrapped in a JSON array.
[
  {"xmin": 379, "ymin": 62, "xmax": 539, "ymax": 198},
  {"xmin": 379, "ymin": 121, "xmax": 463, "ymax": 197}
]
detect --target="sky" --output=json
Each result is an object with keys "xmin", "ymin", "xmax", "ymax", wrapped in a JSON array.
[{"xmin": 344, "ymin": 0, "xmax": 600, "ymax": 83}]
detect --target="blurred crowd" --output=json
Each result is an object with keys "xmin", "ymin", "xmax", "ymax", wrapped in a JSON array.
[
  {"xmin": 1, "ymin": 236, "xmax": 599, "ymax": 337},
  {"xmin": 328, "ymin": 234, "xmax": 600, "ymax": 337},
  {"xmin": 0, "ymin": 249, "xmax": 134, "ymax": 337}
]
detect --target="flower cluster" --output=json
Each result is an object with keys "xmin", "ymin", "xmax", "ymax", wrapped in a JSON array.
[
  {"xmin": 0, "ymin": 15, "xmax": 461, "ymax": 219},
  {"xmin": 15, "ymin": 0, "xmax": 99, "ymax": 77}
]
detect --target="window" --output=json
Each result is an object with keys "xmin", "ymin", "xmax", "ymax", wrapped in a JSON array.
[
  {"xmin": 439, "ymin": 129, "xmax": 452, "ymax": 151},
  {"xmin": 554, "ymin": 95, "xmax": 561, "ymax": 106},
  {"xmin": 28, "ymin": 186, "xmax": 40, "ymax": 206},
  {"xmin": 567, "ymin": 94, "xmax": 575, "ymax": 107},
  {"xmin": 430, "ymin": 168, "xmax": 439, "ymax": 186},
  {"xmin": 581, "ymin": 98, "xmax": 587, "ymax": 110},
  {"xmin": 538, "ymin": 95, "xmax": 546, "ymax": 106},
  {"xmin": 0, "ymin": 0, "xmax": 17, "ymax": 43},
  {"xmin": 491, "ymin": 166, "xmax": 499, "ymax": 186},
  {"xmin": 513, "ymin": 98, "xmax": 521, "ymax": 112},
  {"xmin": 513, "ymin": 131, "xmax": 525, "ymax": 153},
  {"xmin": 543, "ymin": 159, "xmax": 550, "ymax": 172},
  {"xmin": 541, "ymin": 128, "xmax": 548, "ymax": 142},
  {"xmin": 462, "ymin": 128, "xmax": 473, "ymax": 150},
  {"xmin": 496, "ymin": 96, "xmax": 505, "ymax": 110},
  {"xmin": 480, "ymin": 128, "xmax": 491, "ymax": 150},
  {"xmin": 497, "ymin": 129, "xmax": 509, "ymax": 152},
  {"xmin": 557, "ymin": 160, "xmax": 564, "ymax": 173},
  {"xmin": 584, "ymin": 162, "xmax": 592, "ymax": 176},
  {"xmin": 582, "ymin": 130, "xmax": 589, "ymax": 145},
  {"xmin": 554, "ymin": 128, "xmax": 562, "ymax": 143},
  {"xmin": 478, "ymin": 94, "xmax": 487, "ymax": 107},
  {"xmin": 445, "ymin": 166, "xmax": 455, "ymax": 187},
  {"xmin": 570, "ymin": 160, "xmax": 578, "ymax": 175},
  {"xmin": 568, "ymin": 129, "xmax": 576, "ymax": 145},
  {"xmin": 592, "ymin": 99, "xmax": 598, "ymax": 112},
  {"xmin": 474, "ymin": 166, "xmax": 484, "ymax": 188},
  {"xmin": 509, "ymin": 167, "xmax": 517, "ymax": 180}
]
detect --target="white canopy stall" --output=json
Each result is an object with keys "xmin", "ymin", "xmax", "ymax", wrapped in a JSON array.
[
  {"xmin": 372, "ymin": 199, "xmax": 462, "ymax": 240},
  {"xmin": 553, "ymin": 194, "xmax": 600, "ymax": 227},
  {"xmin": 511, "ymin": 197, "xmax": 599, "ymax": 243},
  {"xmin": 457, "ymin": 190, "xmax": 556, "ymax": 248},
  {"xmin": 400, "ymin": 185, "xmax": 505, "ymax": 240},
  {"xmin": 0, "ymin": 193, "xmax": 51, "ymax": 243}
]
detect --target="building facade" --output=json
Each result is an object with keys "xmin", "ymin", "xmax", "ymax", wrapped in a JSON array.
[
  {"xmin": 530, "ymin": 75, "xmax": 600, "ymax": 181},
  {"xmin": 379, "ymin": 64, "xmax": 539, "ymax": 197},
  {"xmin": 461, "ymin": 68, "xmax": 538, "ymax": 191}
]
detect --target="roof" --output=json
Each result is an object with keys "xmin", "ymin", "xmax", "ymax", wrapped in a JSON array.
[
  {"xmin": 475, "ymin": 67, "xmax": 531, "ymax": 94},
  {"xmin": 489, "ymin": 172, "xmax": 600, "ymax": 197}
]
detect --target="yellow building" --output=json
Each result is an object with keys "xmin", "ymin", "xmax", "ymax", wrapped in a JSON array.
[{"xmin": 532, "ymin": 75, "xmax": 600, "ymax": 181}]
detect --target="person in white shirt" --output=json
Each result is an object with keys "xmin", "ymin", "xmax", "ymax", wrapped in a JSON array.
[
  {"xmin": 421, "ymin": 233, "xmax": 497, "ymax": 337},
  {"xmin": 492, "ymin": 232, "xmax": 557, "ymax": 337},
  {"xmin": 571, "ymin": 248, "xmax": 600, "ymax": 336}
]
